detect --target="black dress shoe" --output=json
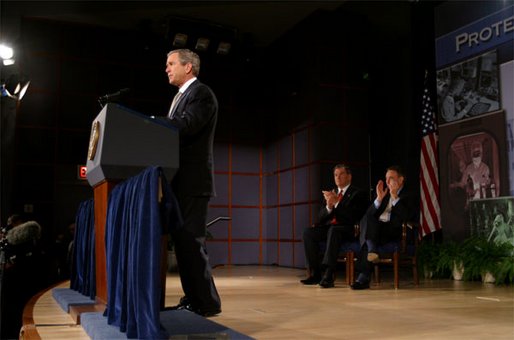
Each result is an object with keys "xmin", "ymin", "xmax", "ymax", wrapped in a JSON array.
[
  {"xmin": 178, "ymin": 296, "xmax": 189, "ymax": 305},
  {"xmin": 163, "ymin": 296, "xmax": 190, "ymax": 310},
  {"xmin": 350, "ymin": 281, "xmax": 370, "ymax": 290},
  {"xmin": 163, "ymin": 304, "xmax": 186, "ymax": 311},
  {"xmin": 195, "ymin": 306, "xmax": 222, "ymax": 317},
  {"xmin": 319, "ymin": 277, "xmax": 335, "ymax": 288},
  {"xmin": 300, "ymin": 276, "xmax": 321, "ymax": 285},
  {"xmin": 182, "ymin": 304, "xmax": 222, "ymax": 317}
]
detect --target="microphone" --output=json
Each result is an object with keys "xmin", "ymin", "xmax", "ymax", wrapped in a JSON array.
[
  {"xmin": 5, "ymin": 221, "xmax": 41, "ymax": 246},
  {"xmin": 98, "ymin": 88, "xmax": 130, "ymax": 103}
]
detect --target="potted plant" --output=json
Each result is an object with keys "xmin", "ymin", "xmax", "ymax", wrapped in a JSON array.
[
  {"xmin": 491, "ymin": 242, "xmax": 514, "ymax": 285},
  {"xmin": 416, "ymin": 240, "xmax": 440, "ymax": 279},
  {"xmin": 461, "ymin": 236, "xmax": 511, "ymax": 283},
  {"xmin": 435, "ymin": 241, "xmax": 465, "ymax": 280},
  {"xmin": 452, "ymin": 259, "xmax": 465, "ymax": 281}
]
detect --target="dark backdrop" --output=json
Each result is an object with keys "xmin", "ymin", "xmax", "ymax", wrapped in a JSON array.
[{"xmin": 0, "ymin": 1, "xmax": 438, "ymax": 267}]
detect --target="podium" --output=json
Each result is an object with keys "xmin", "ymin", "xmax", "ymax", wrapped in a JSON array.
[{"xmin": 86, "ymin": 104, "xmax": 178, "ymax": 303}]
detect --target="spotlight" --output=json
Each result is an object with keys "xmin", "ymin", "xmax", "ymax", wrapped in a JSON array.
[
  {"xmin": 1, "ymin": 80, "xmax": 30, "ymax": 101},
  {"xmin": 195, "ymin": 38, "xmax": 210, "ymax": 52},
  {"xmin": 0, "ymin": 44, "xmax": 14, "ymax": 60},
  {"xmin": 18, "ymin": 81, "xmax": 31, "ymax": 100},
  {"xmin": 172, "ymin": 33, "xmax": 188, "ymax": 47},
  {"xmin": 216, "ymin": 42, "xmax": 231, "ymax": 55},
  {"xmin": 3, "ymin": 59, "xmax": 15, "ymax": 66}
]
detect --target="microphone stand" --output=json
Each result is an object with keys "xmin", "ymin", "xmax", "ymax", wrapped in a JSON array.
[{"xmin": 98, "ymin": 88, "xmax": 130, "ymax": 108}]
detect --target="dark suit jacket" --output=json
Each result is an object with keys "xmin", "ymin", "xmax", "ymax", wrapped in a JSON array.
[
  {"xmin": 367, "ymin": 188, "xmax": 417, "ymax": 229},
  {"xmin": 317, "ymin": 185, "xmax": 369, "ymax": 228},
  {"xmin": 168, "ymin": 79, "xmax": 218, "ymax": 197},
  {"xmin": 358, "ymin": 187, "xmax": 418, "ymax": 247}
]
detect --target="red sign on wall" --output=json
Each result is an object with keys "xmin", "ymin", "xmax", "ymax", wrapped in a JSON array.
[{"xmin": 78, "ymin": 165, "xmax": 87, "ymax": 180}]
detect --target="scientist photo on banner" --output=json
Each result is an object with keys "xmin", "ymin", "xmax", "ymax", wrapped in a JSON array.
[
  {"xmin": 448, "ymin": 132, "xmax": 500, "ymax": 212},
  {"xmin": 436, "ymin": 50, "xmax": 500, "ymax": 124}
]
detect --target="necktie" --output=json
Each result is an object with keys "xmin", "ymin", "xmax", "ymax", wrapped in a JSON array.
[
  {"xmin": 379, "ymin": 197, "xmax": 393, "ymax": 222},
  {"xmin": 168, "ymin": 91, "xmax": 183, "ymax": 118},
  {"xmin": 330, "ymin": 191, "xmax": 343, "ymax": 225}
]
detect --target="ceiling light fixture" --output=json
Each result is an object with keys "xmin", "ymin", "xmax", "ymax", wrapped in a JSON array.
[
  {"xmin": 216, "ymin": 42, "xmax": 231, "ymax": 55},
  {"xmin": 0, "ymin": 44, "xmax": 14, "ymax": 60},
  {"xmin": 172, "ymin": 33, "xmax": 188, "ymax": 47},
  {"xmin": 195, "ymin": 38, "xmax": 210, "ymax": 52}
]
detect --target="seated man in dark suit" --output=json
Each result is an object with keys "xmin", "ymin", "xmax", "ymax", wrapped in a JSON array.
[
  {"xmin": 351, "ymin": 165, "xmax": 417, "ymax": 290},
  {"xmin": 301, "ymin": 164, "xmax": 368, "ymax": 288}
]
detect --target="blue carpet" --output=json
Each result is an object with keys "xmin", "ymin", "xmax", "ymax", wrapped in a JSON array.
[
  {"xmin": 80, "ymin": 310, "xmax": 254, "ymax": 339},
  {"xmin": 52, "ymin": 288, "xmax": 96, "ymax": 313},
  {"xmin": 81, "ymin": 312, "xmax": 128, "ymax": 339},
  {"xmin": 160, "ymin": 309, "xmax": 253, "ymax": 339}
]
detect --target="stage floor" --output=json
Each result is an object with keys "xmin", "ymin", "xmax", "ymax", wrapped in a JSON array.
[{"xmin": 30, "ymin": 265, "xmax": 514, "ymax": 339}]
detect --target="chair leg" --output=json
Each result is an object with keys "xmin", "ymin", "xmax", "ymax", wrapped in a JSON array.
[
  {"xmin": 413, "ymin": 258, "xmax": 419, "ymax": 286},
  {"xmin": 345, "ymin": 251, "xmax": 351, "ymax": 285},
  {"xmin": 393, "ymin": 251, "xmax": 399, "ymax": 289},
  {"xmin": 349, "ymin": 252, "xmax": 355, "ymax": 284},
  {"xmin": 374, "ymin": 264, "xmax": 380, "ymax": 284}
]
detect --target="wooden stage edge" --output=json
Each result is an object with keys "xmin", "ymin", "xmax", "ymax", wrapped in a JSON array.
[
  {"xmin": 20, "ymin": 265, "xmax": 514, "ymax": 340},
  {"xmin": 21, "ymin": 281, "xmax": 99, "ymax": 340},
  {"xmin": 21, "ymin": 280, "xmax": 66, "ymax": 340}
]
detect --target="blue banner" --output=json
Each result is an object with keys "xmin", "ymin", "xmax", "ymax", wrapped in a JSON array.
[{"xmin": 436, "ymin": 5, "xmax": 513, "ymax": 68}]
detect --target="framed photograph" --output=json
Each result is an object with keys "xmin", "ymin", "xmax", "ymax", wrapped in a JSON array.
[
  {"xmin": 439, "ymin": 110, "xmax": 508, "ymax": 241},
  {"xmin": 447, "ymin": 131, "xmax": 500, "ymax": 208},
  {"xmin": 469, "ymin": 197, "xmax": 514, "ymax": 246},
  {"xmin": 436, "ymin": 49, "xmax": 500, "ymax": 125}
]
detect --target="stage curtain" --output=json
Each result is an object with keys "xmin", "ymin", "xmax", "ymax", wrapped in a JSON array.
[
  {"xmin": 104, "ymin": 166, "xmax": 176, "ymax": 339},
  {"xmin": 70, "ymin": 198, "xmax": 96, "ymax": 299}
]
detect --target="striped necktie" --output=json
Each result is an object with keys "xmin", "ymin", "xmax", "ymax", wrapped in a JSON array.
[{"xmin": 168, "ymin": 91, "xmax": 183, "ymax": 118}]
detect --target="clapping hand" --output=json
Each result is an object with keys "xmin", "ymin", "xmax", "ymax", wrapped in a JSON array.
[
  {"xmin": 322, "ymin": 190, "xmax": 338, "ymax": 208},
  {"xmin": 387, "ymin": 177, "xmax": 401, "ymax": 199},
  {"xmin": 376, "ymin": 180, "xmax": 388, "ymax": 203}
]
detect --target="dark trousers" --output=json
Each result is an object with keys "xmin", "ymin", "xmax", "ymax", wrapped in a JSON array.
[
  {"xmin": 366, "ymin": 219, "xmax": 402, "ymax": 250},
  {"xmin": 355, "ymin": 244, "xmax": 372, "ymax": 282},
  {"xmin": 303, "ymin": 224, "xmax": 355, "ymax": 275},
  {"xmin": 172, "ymin": 195, "xmax": 221, "ymax": 310},
  {"xmin": 356, "ymin": 217, "xmax": 402, "ymax": 282}
]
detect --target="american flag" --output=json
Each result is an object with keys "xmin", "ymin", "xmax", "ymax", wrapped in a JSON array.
[{"xmin": 419, "ymin": 79, "xmax": 442, "ymax": 237}]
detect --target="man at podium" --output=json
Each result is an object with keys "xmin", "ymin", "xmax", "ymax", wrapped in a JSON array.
[{"xmin": 164, "ymin": 48, "xmax": 221, "ymax": 317}]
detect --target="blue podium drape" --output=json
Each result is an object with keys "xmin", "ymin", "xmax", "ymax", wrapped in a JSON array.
[
  {"xmin": 104, "ymin": 166, "xmax": 175, "ymax": 339},
  {"xmin": 70, "ymin": 198, "xmax": 96, "ymax": 299}
]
